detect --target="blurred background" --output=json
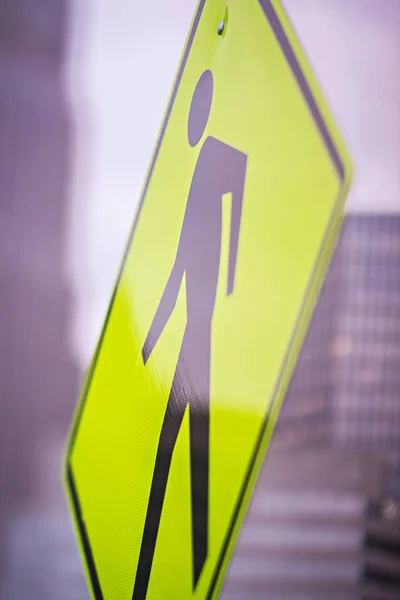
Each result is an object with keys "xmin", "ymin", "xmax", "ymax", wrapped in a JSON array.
[{"xmin": 0, "ymin": 0, "xmax": 399, "ymax": 598}]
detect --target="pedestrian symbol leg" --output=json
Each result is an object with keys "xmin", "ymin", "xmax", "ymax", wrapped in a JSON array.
[{"xmin": 132, "ymin": 387, "xmax": 186, "ymax": 600}]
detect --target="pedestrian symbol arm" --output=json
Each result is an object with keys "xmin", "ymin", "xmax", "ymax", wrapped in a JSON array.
[
  {"xmin": 142, "ymin": 257, "xmax": 185, "ymax": 365},
  {"xmin": 227, "ymin": 152, "xmax": 247, "ymax": 296}
]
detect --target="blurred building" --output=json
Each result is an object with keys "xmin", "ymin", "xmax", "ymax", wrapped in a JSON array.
[
  {"xmin": 0, "ymin": 0, "xmax": 79, "ymax": 596},
  {"xmin": 224, "ymin": 216, "xmax": 400, "ymax": 600}
]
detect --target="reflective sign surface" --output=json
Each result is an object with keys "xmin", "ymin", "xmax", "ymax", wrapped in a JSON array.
[{"xmin": 65, "ymin": 1, "xmax": 351, "ymax": 598}]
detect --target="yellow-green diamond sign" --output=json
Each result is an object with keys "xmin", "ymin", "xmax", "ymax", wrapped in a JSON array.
[{"xmin": 65, "ymin": 0, "xmax": 351, "ymax": 598}]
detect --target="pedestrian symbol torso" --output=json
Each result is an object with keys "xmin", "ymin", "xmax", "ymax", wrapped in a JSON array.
[{"xmin": 65, "ymin": 1, "xmax": 351, "ymax": 599}]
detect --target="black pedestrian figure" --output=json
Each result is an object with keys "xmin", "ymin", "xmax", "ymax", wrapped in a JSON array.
[{"xmin": 133, "ymin": 70, "xmax": 247, "ymax": 599}]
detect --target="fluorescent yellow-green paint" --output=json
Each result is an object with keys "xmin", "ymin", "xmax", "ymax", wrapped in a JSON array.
[{"xmin": 65, "ymin": 1, "xmax": 351, "ymax": 598}]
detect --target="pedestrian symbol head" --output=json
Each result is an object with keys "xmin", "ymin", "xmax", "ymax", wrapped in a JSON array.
[{"xmin": 188, "ymin": 70, "xmax": 213, "ymax": 147}]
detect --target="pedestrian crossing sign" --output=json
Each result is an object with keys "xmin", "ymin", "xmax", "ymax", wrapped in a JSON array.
[{"xmin": 65, "ymin": 0, "xmax": 351, "ymax": 598}]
